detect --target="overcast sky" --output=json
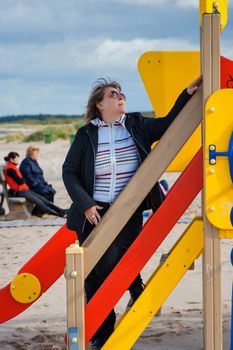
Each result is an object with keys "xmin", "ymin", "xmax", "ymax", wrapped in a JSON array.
[{"xmin": 0, "ymin": 0, "xmax": 232, "ymax": 116}]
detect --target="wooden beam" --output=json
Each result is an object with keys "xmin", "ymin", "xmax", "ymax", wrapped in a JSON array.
[
  {"xmin": 202, "ymin": 14, "xmax": 214, "ymax": 350},
  {"xmin": 83, "ymin": 86, "xmax": 203, "ymax": 277},
  {"xmin": 66, "ymin": 244, "xmax": 85, "ymax": 350},
  {"xmin": 211, "ymin": 13, "xmax": 222, "ymax": 350},
  {"xmin": 202, "ymin": 13, "xmax": 222, "ymax": 350}
]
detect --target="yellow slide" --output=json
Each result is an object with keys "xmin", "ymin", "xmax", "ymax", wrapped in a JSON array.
[{"xmin": 102, "ymin": 218, "xmax": 204, "ymax": 350}]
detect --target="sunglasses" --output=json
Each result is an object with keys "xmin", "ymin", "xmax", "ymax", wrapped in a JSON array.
[{"xmin": 105, "ymin": 90, "xmax": 126, "ymax": 101}]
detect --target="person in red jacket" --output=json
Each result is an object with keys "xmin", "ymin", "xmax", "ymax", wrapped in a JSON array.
[{"xmin": 4, "ymin": 152, "xmax": 68, "ymax": 218}]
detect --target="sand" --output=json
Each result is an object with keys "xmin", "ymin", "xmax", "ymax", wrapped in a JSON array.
[{"xmin": 0, "ymin": 140, "xmax": 232, "ymax": 349}]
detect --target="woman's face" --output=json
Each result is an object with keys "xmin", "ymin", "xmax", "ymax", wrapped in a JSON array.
[
  {"xmin": 96, "ymin": 86, "xmax": 126, "ymax": 117},
  {"xmin": 31, "ymin": 150, "xmax": 39, "ymax": 160}
]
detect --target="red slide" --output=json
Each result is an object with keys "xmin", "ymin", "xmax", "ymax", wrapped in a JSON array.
[{"xmin": 0, "ymin": 225, "xmax": 77, "ymax": 323}]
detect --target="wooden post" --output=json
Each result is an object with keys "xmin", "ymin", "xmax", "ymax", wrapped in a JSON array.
[
  {"xmin": 66, "ymin": 243, "xmax": 85, "ymax": 350},
  {"xmin": 201, "ymin": 13, "xmax": 222, "ymax": 350}
]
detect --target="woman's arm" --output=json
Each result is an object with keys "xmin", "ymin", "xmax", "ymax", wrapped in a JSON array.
[
  {"xmin": 6, "ymin": 169, "xmax": 26, "ymax": 185},
  {"xmin": 62, "ymin": 128, "xmax": 96, "ymax": 215},
  {"xmin": 20, "ymin": 161, "xmax": 38, "ymax": 188}
]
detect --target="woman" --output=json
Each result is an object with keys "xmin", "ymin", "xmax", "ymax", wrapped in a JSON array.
[
  {"xmin": 62, "ymin": 76, "xmax": 202, "ymax": 349},
  {"xmin": 4, "ymin": 152, "xmax": 67, "ymax": 218},
  {"xmin": 20, "ymin": 145, "xmax": 56, "ymax": 203}
]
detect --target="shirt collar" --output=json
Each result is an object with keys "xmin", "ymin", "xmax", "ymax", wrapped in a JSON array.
[{"xmin": 91, "ymin": 114, "xmax": 126, "ymax": 128}]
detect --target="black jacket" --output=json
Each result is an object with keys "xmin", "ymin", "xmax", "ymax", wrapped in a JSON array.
[{"xmin": 62, "ymin": 88, "xmax": 191, "ymax": 233}]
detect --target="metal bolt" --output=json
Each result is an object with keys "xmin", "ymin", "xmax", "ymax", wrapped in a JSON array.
[
  {"xmin": 209, "ymin": 206, "xmax": 215, "ymax": 212},
  {"xmin": 210, "ymin": 159, "xmax": 216, "ymax": 165},
  {"xmin": 209, "ymin": 145, "xmax": 215, "ymax": 151},
  {"xmin": 213, "ymin": 1, "xmax": 219, "ymax": 9},
  {"xmin": 208, "ymin": 107, "xmax": 215, "ymax": 113},
  {"xmin": 209, "ymin": 169, "xmax": 215, "ymax": 174},
  {"xmin": 72, "ymin": 337, "xmax": 78, "ymax": 344},
  {"xmin": 70, "ymin": 270, "xmax": 78, "ymax": 278}
]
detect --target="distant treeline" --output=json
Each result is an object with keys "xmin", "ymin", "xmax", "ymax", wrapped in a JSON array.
[
  {"xmin": 0, "ymin": 111, "xmax": 155, "ymax": 124},
  {"xmin": 0, "ymin": 114, "xmax": 84, "ymax": 124}
]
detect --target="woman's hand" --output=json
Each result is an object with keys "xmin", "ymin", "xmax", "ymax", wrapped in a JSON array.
[
  {"xmin": 84, "ymin": 205, "xmax": 103, "ymax": 225},
  {"xmin": 187, "ymin": 75, "xmax": 203, "ymax": 95}
]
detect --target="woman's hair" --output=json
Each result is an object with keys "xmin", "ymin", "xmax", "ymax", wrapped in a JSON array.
[
  {"xmin": 26, "ymin": 145, "xmax": 40, "ymax": 157},
  {"xmin": 85, "ymin": 78, "xmax": 122, "ymax": 124},
  {"xmin": 4, "ymin": 152, "xmax": 19, "ymax": 162}
]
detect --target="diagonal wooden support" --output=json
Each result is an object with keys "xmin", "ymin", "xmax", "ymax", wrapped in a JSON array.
[
  {"xmin": 85, "ymin": 148, "xmax": 203, "ymax": 343},
  {"xmin": 83, "ymin": 87, "xmax": 203, "ymax": 278}
]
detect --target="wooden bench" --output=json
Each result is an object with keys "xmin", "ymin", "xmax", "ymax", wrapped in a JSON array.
[{"xmin": 0, "ymin": 165, "xmax": 32, "ymax": 220}]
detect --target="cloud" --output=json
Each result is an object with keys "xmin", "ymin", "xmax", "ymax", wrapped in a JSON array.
[
  {"xmin": 94, "ymin": 38, "xmax": 198, "ymax": 69},
  {"xmin": 0, "ymin": 37, "xmax": 198, "ymax": 81},
  {"xmin": 0, "ymin": 36, "xmax": 198, "ymax": 115},
  {"xmin": 111, "ymin": 0, "xmax": 198, "ymax": 7},
  {"xmin": 113, "ymin": 0, "xmax": 233, "ymax": 7},
  {"xmin": 0, "ymin": 1, "xmax": 232, "ymax": 116}
]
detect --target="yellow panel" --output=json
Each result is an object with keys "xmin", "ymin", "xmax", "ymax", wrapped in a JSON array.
[
  {"xmin": 205, "ymin": 89, "xmax": 233, "ymax": 230},
  {"xmin": 200, "ymin": 0, "xmax": 228, "ymax": 30},
  {"xmin": 10, "ymin": 273, "xmax": 41, "ymax": 304},
  {"xmin": 138, "ymin": 51, "xmax": 201, "ymax": 171},
  {"xmin": 102, "ymin": 219, "xmax": 204, "ymax": 350}
]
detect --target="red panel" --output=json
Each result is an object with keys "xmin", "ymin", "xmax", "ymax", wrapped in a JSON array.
[
  {"xmin": 221, "ymin": 56, "xmax": 233, "ymax": 89},
  {"xmin": 85, "ymin": 148, "xmax": 203, "ymax": 342},
  {"xmin": 0, "ymin": 225, "xmax": 77, "ymax": 323}
]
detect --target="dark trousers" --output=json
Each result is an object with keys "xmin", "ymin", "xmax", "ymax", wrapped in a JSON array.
[
  {"xmin": 77, "ymin": 202, "xmax": 143, "ymax": 341},
  {"xmin": 17, "ymin": 189, "xmax": 62, "ymax": 216}
]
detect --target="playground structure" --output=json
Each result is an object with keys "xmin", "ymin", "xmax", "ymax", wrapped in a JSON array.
[
  {"xmin": 65, "ymin": 1, "xmax": 233, "ymax": 349},
  {"xmin": 0, "ymin": 1, "xmax": 232, "ymax": 350}
]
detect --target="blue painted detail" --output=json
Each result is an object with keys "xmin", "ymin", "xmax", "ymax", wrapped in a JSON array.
[
  {"xmin": 208, "ymin": 133, "xmax": 233, "ymax": 183},
  {"xmin": 68, "ymin": 327, "xmax": 79, "ymax": 350},
  {"xmin": 209, "ymin": 133, "xmax": 233, "ymax": 228},
  {"xmin": 228, "ymin": 133, "xmax": 233, "ymax": 183},
  {"xmin": 231, "ymin": 208, "xmax": 233, "ymax": 227},
  {"xmin": 231, "ymin": 249, "xmax": 233, "ymax": 350}
]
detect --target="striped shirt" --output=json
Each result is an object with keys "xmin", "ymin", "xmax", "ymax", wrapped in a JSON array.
[{"xmin": 91, "ymin": 116, "xmax": 140, "ymax": 203}]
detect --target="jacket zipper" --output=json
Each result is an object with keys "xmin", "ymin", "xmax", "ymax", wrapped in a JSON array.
[
  {"xmin": 109, "ymin": 124, "xmax": 116, "ymax": 203},
  {"xmin": 81, "ymin": 218, "xmax": 87, "ymax": 234}
]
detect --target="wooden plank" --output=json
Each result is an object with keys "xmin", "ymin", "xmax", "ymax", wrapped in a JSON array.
[
  {"xmin": 101, "ymin": 219, "xmax": 204, "ymax": 350},
  {"xmin": 66, "ymin": 244, "xmax": 86, "ymax": 350},
  {"xmin": 83, "ymin": 87, "xmax": 203, "ymax": 277},
  {"xmin": 85, "ymin": 149, "xmax": 203, "ymax": 342},
  {"xmin": 202, "ymin": 14, "xmax": 215, "ymax": 350},
  {"xmin": 66, "ymin": 252, "xmax": 76, "ymax": 329},
  {"xmin": 74, "ymin": 247, "xmax": 85, "ymax": 350},
  {"xmin": 211, "ymin": 13, "xmax": 222, "ymax": 350}
]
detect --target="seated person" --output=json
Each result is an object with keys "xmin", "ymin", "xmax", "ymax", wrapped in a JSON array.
[
  {"xmin": 20, "ymin": 145, "xmax": 55, "ymax": 202},
  {"xmin": 4, "ymin": 152, "xmax": 68, "ymax": 218}
]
